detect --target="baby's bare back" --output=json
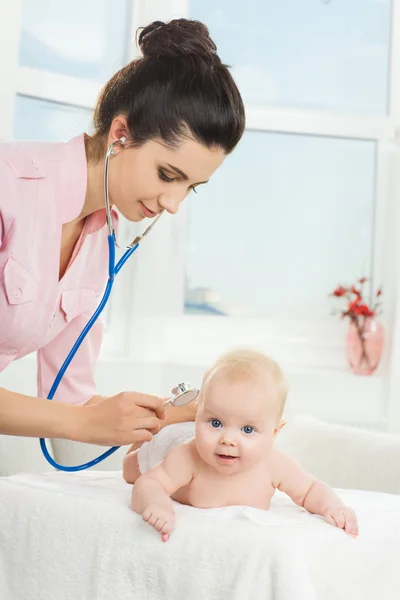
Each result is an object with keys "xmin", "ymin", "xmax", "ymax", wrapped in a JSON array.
[{"xmin": 171, "ymin": 441, "xmax": 277, "ymax": 510}]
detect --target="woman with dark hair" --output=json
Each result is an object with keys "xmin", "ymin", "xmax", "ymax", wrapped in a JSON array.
[{"xmin": 0, "ymin": 19, "xmax": 245, "ymax": 447}]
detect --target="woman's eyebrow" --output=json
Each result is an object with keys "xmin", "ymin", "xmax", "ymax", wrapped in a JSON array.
[{"xmin": 166, "ymin": 163, "xmax": 209, "ymax": 185}]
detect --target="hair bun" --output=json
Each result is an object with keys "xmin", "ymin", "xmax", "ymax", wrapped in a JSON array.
[{"xmin": 138, "ymin": 19, "xmax": 219, "ymax": 62}]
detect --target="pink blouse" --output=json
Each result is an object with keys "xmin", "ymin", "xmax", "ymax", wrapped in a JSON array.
[{"xmin": 0, "ymin": 135, "xmax": 117, "ymax": 405}]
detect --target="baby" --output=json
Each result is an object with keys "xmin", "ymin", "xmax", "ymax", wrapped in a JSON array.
[{"xmin": 123, "ymin": 349, "xmax": 359, "ymax": 542}]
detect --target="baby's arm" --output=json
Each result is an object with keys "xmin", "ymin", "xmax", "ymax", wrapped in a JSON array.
[
  {"xmin": 131, "ymin": 442, "xmax": 197, "ymax": 541},
  {"xmin": 271, "ymin": 449, "xmax": 358, "ymax": 537}
]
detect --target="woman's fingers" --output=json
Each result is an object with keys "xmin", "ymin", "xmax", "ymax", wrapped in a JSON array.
[{"xmin": 133, "ymin": 393, "xmax": 166, "ymax": 420}]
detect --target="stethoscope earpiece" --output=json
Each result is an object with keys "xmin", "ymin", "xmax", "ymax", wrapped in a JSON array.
[{"xmin": 110, "ymin": 137, "xmax": 126, "ymax": 156}]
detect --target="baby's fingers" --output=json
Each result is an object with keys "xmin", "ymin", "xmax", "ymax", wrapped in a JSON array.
[
  {"xmin": 334, "ymin": 511, "xmax": 346, "ymax": 530},
  {"xmin": 142, "ymin": 508, "xmax": 152, "ymax": 523},
  {"xmin": 160, "ymin": 517, "xmax": 174, "ymax": 542},
  {"xmin": 154, "ymin": 517, "xmax": 169, "ymax": 532},
  {"xmin": 324, "ymin": 512, "xmax": 337, "ymax": 528},
  {"xmin": 142, "ymin": 509, "xmax": 158, "ymax": 527},
  {"xmin": 344, "ymin": 511, "xmax": 359, "ymax": 537}
]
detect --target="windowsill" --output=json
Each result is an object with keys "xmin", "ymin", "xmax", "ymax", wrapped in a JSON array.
[
  {"xmin": 98, "ymin": 354, "xmax": 387, "ymax": 387},
  {"xmin": 5, "ymin": 352, "xmax": 386, "ymax": 428},
  {"xmin": 15, "ymin": 349, "xmax": 386, "ymax": 380}
]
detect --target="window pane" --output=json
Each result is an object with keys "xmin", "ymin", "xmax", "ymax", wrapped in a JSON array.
[
  {"xmin": 13, "ymin": 95, "xmax": 92, "ymax": 142},
  {"xmin": 189, "ymin": 0, "xmax": 391, "ymax": 115},
  {"xmin": 19, "ymin": 0, "xmax": 131, "ymax": 82},
  {"xmin": 185, "ymin": 131, "xmax": 375, "ymax": 319}
]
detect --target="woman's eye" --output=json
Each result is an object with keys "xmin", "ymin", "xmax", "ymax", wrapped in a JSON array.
[
  {"xmin": 159, "ymin": 169, "xmax": 174, "ymax": 183},
  {"xmin": 191, "ymin": 186, "xmax": 198, "ymax": 194},
  {"xmin": 210, "ymin": 419, "xmax": 222, "ymax": 428},
  {"xmin": 242, "ymin": 426, "xmax": 255, "ymax": 435}
]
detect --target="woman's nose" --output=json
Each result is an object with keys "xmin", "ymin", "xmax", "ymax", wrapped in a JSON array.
[{"xmin": 158, "ymin": 193, "xmax": 182, "ymax": 215}]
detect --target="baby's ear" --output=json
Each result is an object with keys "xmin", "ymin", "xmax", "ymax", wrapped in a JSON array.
[{"xmin": 273, "ymin": 419, "xmax": 286, "ymax": 438}]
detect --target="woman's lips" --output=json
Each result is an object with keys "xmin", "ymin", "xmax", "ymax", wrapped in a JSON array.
[{"xmin": 140, "ymin": 201, "xmax": 157, "ymax": 218}]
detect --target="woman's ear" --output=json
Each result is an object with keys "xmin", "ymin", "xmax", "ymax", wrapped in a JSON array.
[{"xmin": 107, "ymin": 115, "xmax": 130, "ymax": 151}]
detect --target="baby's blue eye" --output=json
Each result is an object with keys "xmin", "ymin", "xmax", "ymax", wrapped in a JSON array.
[
  {"xmin": 242, "ymin": 426, "xmax": 254, "ymax": 435},
  {"xmin": 210, "ymin": 419, "xmax": 222, "ymax": 428}
]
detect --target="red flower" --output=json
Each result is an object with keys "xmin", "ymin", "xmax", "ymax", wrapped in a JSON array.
[
  {"xmin": 331, "ymin": 278, "xmax": 382, "ymax": 324},
  {"xmin": 354, "ymin": 304, "xmax": 375, "ymax": 318},
  {"xmin": 332, "ymin": 286, "xmax": 347, "ymax": 297},
  {"xmin": 348, "ymin": 299, "xmax": 361, "ymax": 313}
]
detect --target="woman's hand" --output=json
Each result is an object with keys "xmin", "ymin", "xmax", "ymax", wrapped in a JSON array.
[{"xmin": 75, "ymin": 391, "xmax": 166, "ymax": 446}]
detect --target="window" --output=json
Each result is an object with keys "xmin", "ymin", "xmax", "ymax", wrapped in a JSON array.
[
  {"xmin": 19, "ymin": 0, "xmax": 131, "ymax": 82},
  {"xmin": 124, "ymin": 0, "xmax": 398, "ymax": 381},
  {"xmin": 189, "ymin": 0, "xmax": 392, "ymax": 114},
  {"xmin": 185, "ymin": 131, "xmax": 376, "ymax": 319},
  {"xmin": 14, "ymin": 96, "xmax": 92, "ymax": 141}
]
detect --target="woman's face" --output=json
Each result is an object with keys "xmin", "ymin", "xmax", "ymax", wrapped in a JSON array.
[{"xmin": 107, "ymin": 125, "xmax": 227, "ymax": 222}]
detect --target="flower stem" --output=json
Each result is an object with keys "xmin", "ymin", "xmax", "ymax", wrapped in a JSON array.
[{"xmin": 353, "ymin": 316, "xmax": 371, "ymax": 370}]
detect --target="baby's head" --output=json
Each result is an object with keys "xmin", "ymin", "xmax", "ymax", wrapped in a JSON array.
[{"xmin": 195, "ymin": 349, "xmax": 287, "ymax": 474}]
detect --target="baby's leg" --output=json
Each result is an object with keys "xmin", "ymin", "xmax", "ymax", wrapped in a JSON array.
[{"xmin": 123, "ymin": 446, "xmax": 142, "ymax": 484}]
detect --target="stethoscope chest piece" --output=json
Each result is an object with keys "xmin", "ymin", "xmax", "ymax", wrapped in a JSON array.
[{"xmin": 164, "ymin": 382, "xmax": 200, "ymax": 407}]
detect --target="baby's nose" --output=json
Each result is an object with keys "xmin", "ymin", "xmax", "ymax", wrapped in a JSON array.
[{"xmin": 220, "ymin": 434, "xmax": 237, "ymax": 446}]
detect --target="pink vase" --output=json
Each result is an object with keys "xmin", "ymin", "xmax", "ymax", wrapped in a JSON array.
[{"xmin": 346, "ymin": 318, "xmax": 384, "ymax": 375}]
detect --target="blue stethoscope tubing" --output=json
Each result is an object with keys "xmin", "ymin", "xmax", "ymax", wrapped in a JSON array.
[{"xmin": 40, "ymin": 235, "xmax": 139, "ymax": 472}]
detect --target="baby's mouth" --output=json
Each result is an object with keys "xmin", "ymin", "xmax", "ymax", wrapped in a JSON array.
[{"xmin": 216, "ymin": 454, "xmax": 239, "ymax": 463}]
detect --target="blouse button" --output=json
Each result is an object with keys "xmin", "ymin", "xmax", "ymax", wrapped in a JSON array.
[{"xmin": 12, "ymin": 288, "xmax": 22, "ymax": 300}]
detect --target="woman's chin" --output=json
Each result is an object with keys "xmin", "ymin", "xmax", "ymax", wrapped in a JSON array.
[{"xmin": 116, "ymin": 206, "xmax": 145, "ymax": 223}]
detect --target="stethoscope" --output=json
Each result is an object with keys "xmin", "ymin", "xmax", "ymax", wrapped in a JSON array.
[{"xmin": 40, "ymin": 137, "xmax": 199, "ymax": 472}]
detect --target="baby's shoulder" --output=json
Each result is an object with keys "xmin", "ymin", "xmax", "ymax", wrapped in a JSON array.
[
  {"xmin": 167, "ymin": 437, "xmax": 197, "ymax": 460},
  {"xmin": 268, "ymin": 448, "xmax": 297, "ymax": 481},
  {"xmin": 172, "ymin": 438, "xmax": 201, "ymax": 473},
  {"xmin": 269, "ymin": 447, "xmax": 290, "ymax": 466}
]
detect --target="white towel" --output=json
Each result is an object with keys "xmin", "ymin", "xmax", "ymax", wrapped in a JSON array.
[{"xmin": 1, "ymin": 470, "xmax": 400, "ymax": 600}]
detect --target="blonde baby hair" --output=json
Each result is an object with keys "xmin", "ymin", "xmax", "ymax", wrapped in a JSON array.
[{"xmin": 200, "ymin": 348, "xmax": 288, "ymax": 419}]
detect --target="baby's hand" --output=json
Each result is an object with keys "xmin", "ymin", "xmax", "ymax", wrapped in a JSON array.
[
  {"xmin": 142, "ymin": 502, "xmax": 175, "ymax": 542},
  {"xmin": 323, "ymin": 504, "xmax": 359, "ymax": 538}
]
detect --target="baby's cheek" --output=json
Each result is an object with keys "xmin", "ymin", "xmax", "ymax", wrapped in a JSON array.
[
  {"xmin": 245, "ymin": 436, "xmax": 270, "ymax": 461},
  {"xmin": 195, "ymin": 425, "xmax": 215, "ymax": 454}
]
